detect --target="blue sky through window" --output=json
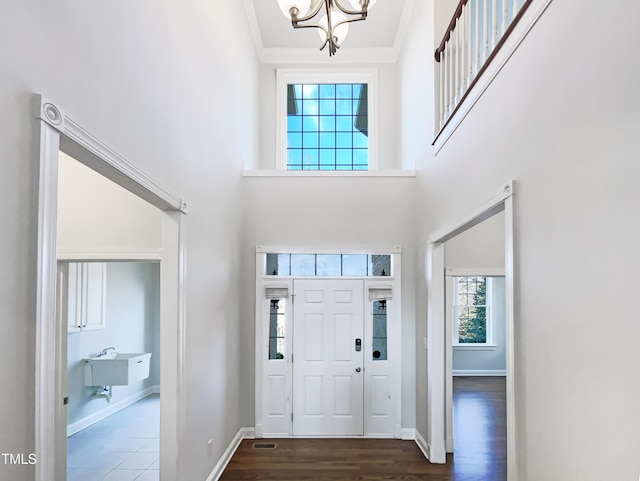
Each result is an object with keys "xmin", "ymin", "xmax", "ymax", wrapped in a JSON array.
[{"xmin": 287, "ymin": 83, "xmax": 368, "ymax": 171}]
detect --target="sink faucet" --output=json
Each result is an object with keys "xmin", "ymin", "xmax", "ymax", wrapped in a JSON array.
[{"xmin": 97, "ymin": 347, "xmax": 115, "ymax": 357}]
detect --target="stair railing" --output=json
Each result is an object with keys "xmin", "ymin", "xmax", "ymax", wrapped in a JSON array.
[{"xmin": 435, "ymin": 0, "xmax": 533, "ymax": 132}]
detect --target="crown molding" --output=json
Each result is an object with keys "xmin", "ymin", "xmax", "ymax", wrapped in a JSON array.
[
  {"xmin": 243, "ymin": 0, "xmax": 264, "ymax": 61},
  {"xmin": 259, "ymin": 47, "xmax": 398, "ymax": 64},
  {"xmin": 393, "ymin": 0, "xmax": 415, "ymax": 53}
]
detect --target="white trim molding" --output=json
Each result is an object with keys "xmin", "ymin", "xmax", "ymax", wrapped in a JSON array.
[
  {"xmin": 36, "ymin": 95, "xmax": 187, "ymax": 214},
  {"xmin": 414, "ymin": 429, "xmax": 430, "ymax": 460},
  {"xmin": 206, "ymin": 428, "xmax": 255, "ymax": 481},
  {"xmin": 453, "ymin": 369, "xmax": 507, "ymax": 376},
  {"xmin": 34, "ymin": 94, "xmax": 188, "ymax": 481},
  {"xmin": 453, "ymin": 345, "xmax": 498, "ymax": 351},
  {"xmin": 262, "ymin": 47, "xmax": 398, "ymax": 65},
  {"xmin": 57, "ymin": 248, "xmax": 162, "ymax": 261},
  {"xmin": 242, "ymin": 170, "xmax": 416, "ymax": 178},
  {"xmin": 428, "ymin": 181, "xmax": 513, "ymax": 244},
  {"xmin": 426, "ymin": 180, "xmax": 517, "ymax": 479},
  {"xmin": 256, "ymin": 245, "xmax": 403, "ymax": 255},
  {"xmin": 275, "ymin": 68, "xmax": 379, "ymax": 172},
  {"xmin": 67, "ymin": 388, "xmax": 157, "ymax": 437},
  {"xmin": 446, "ymin": 267, "xmax": 505, "ymax": 277},
  {"xmin": 35, "ymin": 104, "xmax": 62, "ymax": 481}
]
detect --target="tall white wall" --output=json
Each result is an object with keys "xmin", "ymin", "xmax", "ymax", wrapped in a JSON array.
[
  {"xmin": 0, "ymin": 1, "xmax": 258, "ymax": 480},
  {"xmin": 67, "ymin": 262, "xmax": 160, "ymax": 428},
  {"xmin": 241, "ymin": 177, "xmax": 417, "ymax": 429},
  {"xmin": 57, "ymin": 152, "xmax": 162, "ymax": 252},
  {"xmin": 444, "ymin": 211, "xmax": 505, "ymax": 270},
  {"xmin": 401, "ymin": 0, "xmax": 640, "ymax": 479}
]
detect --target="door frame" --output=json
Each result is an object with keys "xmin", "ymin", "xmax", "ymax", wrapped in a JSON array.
[
  {"xmin": 254, "ymin": 246, "xmax": 402, "ymax": 439},
  {"xmin": 34, "ymin": 95, "xmax": 187, "ymax": 480},
  {"xmin": 425, "ymin": 181, "xmax": 517, "ymax": 480}
]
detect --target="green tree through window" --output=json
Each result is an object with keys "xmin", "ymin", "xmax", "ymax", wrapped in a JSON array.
[{"xmin": 456, "ymin": 277, "xmax": 487, "ymax": 343}]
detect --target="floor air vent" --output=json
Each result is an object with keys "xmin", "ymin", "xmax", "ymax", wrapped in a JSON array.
[{"xmin": 252, "ymin": 442, "xmax": 277, "ymax": 449}]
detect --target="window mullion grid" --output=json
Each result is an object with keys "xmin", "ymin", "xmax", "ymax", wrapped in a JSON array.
[{"xmin": 333, "ymin": 93, "xmax": 338, "ymax": 170}]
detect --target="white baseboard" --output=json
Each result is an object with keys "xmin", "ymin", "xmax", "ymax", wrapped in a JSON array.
[
  {"xmin": 453, "ymin": 369, "xmax": 506, "ymax": 376},
  {"xmin": 206, "ymin": 427, "xmax": 255, "ymax": 481},
  {"xmin": 414, "ymin": 429, "xmax": 429, "ymax": 460},
  {"xmin": 204, "ymin": 425, "xmax": 443, "ymax": 477},
  {"xmin": 67, "ymin": 386, "xmax": 156, "ymax": 437},
  {"xmin": 428, "ymin": 439, "xmax": 447, "ymax": 464}
]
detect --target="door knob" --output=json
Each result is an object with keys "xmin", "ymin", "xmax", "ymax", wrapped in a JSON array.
[{"xmin": 355, "ymin": 367, "xmax": 361, "ymax": 373}]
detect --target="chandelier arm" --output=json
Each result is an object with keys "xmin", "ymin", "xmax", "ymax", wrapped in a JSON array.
[
  {"xmin": 333, "ymin": 0, "xmax": 369, "ymax": 17},
  {"xmin": 289, "ymin": 0, "xmax": 326, "ymax": 25},
  {"xmin": 282, "ymin": 0, "xmax": 371, "ymax": 56},
  {"xmin": 292, "ymin": 22, "xmax": 329, "ymax": 37},
  {"xmin": 317, "ymin": 34, "xmax": 339, "ymax": 56}
]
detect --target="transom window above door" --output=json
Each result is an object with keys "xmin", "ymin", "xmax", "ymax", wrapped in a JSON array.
[
  {"xmin": 277, "ymin": 69, "xmax": 378, "ymax": 172},
  {"xmin": 265, "ymin": 253, "xmax": 391, "ymax": 277}
]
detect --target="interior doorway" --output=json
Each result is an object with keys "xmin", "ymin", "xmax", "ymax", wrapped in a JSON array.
[
  {"xmin": 441, "ymin": 210, "xmax": 507, "ymax": 453},
  {"xmin": 35, "ymin": 96, "xmax": 186, "ymax": 481},
  {"xmin": 425, "ymin": 181, "xmax": 516, "ymax": 479}
]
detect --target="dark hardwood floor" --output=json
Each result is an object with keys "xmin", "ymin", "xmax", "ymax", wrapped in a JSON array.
[
  {"xmin": 451, "ymin": 376, "xmax": 507, "ymax": 480},
  {"xmin": 220, "ymin": 377, "xmax": 506, "ymax": 481}
]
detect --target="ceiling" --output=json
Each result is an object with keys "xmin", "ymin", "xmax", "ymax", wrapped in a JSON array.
[{"xmin": 244, "ymin": 0, "xmax": 415, "ymax": 63}]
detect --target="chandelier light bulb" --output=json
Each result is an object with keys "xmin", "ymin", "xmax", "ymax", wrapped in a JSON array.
[
  {"xmin": 277, "ymin": 0, "xmax": 312, "ymax": 19},
  {"xmin": 346, "ymin": 0, "xmax": 378, "ymax": 11}
]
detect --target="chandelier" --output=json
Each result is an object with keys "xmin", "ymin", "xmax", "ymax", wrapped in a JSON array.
[{"xmin": 277, "ymin": 0, "xmax": 379, "ymax": 56}]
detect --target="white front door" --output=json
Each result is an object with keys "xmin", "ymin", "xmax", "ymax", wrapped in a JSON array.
[{"xmin": 292, "ymin": 279, "xmax": 364, "ymax": 436}]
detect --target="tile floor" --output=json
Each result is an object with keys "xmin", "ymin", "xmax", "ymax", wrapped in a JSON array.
[{"xmin": 67, "ymin": 394, "xmax": 160, "ymax": 481}]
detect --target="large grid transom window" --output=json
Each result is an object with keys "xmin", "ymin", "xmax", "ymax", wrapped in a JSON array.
[
  {"xmin": 286, "ymin": 83, "xmax": 368, "ymax": 171},
  {"xmin": 277, "ymin": 69, "xmax": 378, "ymax": 172}
]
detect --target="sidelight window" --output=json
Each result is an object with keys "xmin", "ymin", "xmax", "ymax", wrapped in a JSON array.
[
  {"xmin": 372, "ymin": 300, "xmax": 388, "ymax": 361},
  {"xmin": 268, "ymin": 299, "xmax": 286, "ymax": 360}
]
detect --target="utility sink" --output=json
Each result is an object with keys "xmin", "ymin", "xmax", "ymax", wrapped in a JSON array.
[{"xmin": 83, "ymin": 353, "xmax": 151, "ymax": 386}]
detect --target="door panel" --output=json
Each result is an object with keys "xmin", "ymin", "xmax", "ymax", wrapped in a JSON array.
[{"xmin": 293, "ymin": 279, "xmax": 364, "ymax": 436}]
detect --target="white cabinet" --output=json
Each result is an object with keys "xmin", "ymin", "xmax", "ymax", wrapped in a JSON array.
[{"xmin": 64, "ymin": 262, "xmax": 106, "ymax": 332}]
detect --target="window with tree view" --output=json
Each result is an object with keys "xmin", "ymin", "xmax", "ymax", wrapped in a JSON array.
[
  {"xmin": 286, "ymin": 83, "xmax": 368, "ymax": 170},
  {"xmin": 453, "ymin": 277, "xmax": 488, "ymax": 344}
]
